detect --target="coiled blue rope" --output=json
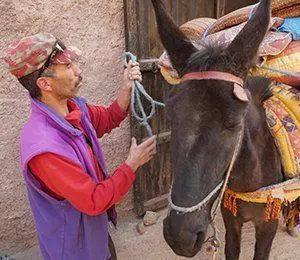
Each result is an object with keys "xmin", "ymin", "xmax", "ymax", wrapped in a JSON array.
[{"xmin": 123, "ymin": 52, "xmax": 165, "ymax": 137}]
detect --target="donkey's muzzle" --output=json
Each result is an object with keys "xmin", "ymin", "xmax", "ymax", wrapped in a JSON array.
[{"xmin": 163, "ymin": 215, "xmax": 206, "ymax": 257}]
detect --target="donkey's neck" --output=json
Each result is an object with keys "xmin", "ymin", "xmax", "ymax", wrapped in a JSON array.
[{"xmin": 228, "ymin": 79, "xmax": 283, "ymax": 193}]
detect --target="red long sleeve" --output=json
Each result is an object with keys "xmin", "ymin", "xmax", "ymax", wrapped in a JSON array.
[
  {"xmin": 28, "ymin": 153, "xmax": 135, "ymax": 215},
  {"xmin": 28, "ymin": 99, "xmax": 133, "ymax": 215},
  {"xmin": 86, "ymin": 100, "xmax": 128, "ymax": 138}
]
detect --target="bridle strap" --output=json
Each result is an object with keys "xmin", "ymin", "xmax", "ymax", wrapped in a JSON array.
[{"xmin": 182, "ymin": 71, "xmax": 244, "ymax": 86}]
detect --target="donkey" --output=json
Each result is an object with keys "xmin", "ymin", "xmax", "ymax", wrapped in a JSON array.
[{"xmin": 151, "ymin": 0, "xmax": 284, "ymax": 259}]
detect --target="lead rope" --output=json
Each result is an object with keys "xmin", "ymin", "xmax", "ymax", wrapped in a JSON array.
[
  {"xmin": 206, "ymin": 130, "xmax": 244, "ymax": 260},
  {"xmin": 123, "ymin": 52, "xmax": 165, "ymax": 137}
]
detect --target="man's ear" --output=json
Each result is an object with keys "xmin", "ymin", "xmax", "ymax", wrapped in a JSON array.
[{"xmin": 36, "ymin": 77, "xmax": 53, "ymax": 92}]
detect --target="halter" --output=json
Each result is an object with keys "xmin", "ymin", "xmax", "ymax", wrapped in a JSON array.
[{"xmin": 182, "ymin": 71, "xmax": 244, "ymax": 86}]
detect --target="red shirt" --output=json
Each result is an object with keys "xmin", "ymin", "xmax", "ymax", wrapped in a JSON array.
[{"xmin": 28, "ymin": 100, "xmax": 135, "ymax": 216}]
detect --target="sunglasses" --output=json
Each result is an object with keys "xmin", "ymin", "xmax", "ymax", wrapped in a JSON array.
[{"xmin": 39, "ymin": 40, "xmax": 66, "ymax": 77}]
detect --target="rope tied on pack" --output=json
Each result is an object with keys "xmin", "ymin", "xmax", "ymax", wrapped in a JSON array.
[
  {"xmin": 123, "ymin": 52, "xmax": 165, "ymax": 137},
  {"xmin": 0, "ymin": 256, "xmax": 15, "ymax": 260}
]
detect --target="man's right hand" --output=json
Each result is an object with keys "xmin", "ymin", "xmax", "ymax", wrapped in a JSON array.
[{"xmin": 125, "ymin": 135, "xmax": 157, "ymax": 172}]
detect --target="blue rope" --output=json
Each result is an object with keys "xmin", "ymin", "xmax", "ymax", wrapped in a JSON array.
[
  {"xmin": 0, "ymin": 256, "xmax": 15, "ymax": 260},
  {"xmin": 123, "ymin": 52, "xmax": 165, "ymax": 137},
  {"xmin": 248, "ymin": 4, "xmax": 257, "ymax": 20},
  {"xmin": 201, "ymin": 27, "xmax": 210, "ymax": 41}
]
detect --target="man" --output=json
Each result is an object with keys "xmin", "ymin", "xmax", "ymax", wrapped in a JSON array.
[{"xmin": 4, "ymin": 33, "xmax": 157, "ymax": 260}]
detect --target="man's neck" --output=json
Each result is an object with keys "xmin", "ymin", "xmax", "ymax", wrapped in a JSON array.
[{"xmin": 39, "ymin": 95, "xmax": 69, "ymax": 117}]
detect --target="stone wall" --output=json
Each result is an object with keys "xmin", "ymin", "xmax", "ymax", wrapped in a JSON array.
[{"xmin": 0, "ymin": 0, "xmax": 132, "ymax": 255}]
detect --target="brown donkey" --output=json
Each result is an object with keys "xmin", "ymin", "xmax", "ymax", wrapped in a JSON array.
[{"xmin": 151, "ymin": 0, "xmax": 284, "ymax": 259}]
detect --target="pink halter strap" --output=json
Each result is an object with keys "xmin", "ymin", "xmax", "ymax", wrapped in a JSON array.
[{"xmin": 182, "ymin": 71, "xmax": 244, "ymax": 86}]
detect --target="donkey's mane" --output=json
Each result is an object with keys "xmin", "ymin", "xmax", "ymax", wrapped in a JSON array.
[{"xmin": 182, "ymin": 43, "xmax": 249, "ymax": 77}]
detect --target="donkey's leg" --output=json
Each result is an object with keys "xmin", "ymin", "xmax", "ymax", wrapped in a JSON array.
[
  {"xmin": 222, "ymin": 208, "xmax": 243, "ymax": 260},
  {"xmin": 253, "ymin": 219, "xmax": 278, "ymax": 260}
]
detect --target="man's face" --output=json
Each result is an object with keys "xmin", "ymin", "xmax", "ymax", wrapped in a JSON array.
[{"xmin": 49, "ymin": 61, "xmax": 83, "ymax": 99}]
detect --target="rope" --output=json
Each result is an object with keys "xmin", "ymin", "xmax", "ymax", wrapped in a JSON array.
[
  {"xmin": 168, "ymin": 181, "xmax": 224, "ymax": 214},
  {"xmin": 0, "ymin": 256, "xmax": 15, "ymax": 260},
  {"xmin": 258, "ymin": 65, "xmax": 300, "ymax": 79},
  {"xmin": 123, "ymin": 52, "xmax": 165, "ymax": 137},
  {"xmin": 207, "ymin": 131, "xmax": 243, "ymax": 258},
  {"xmin": 211, "ymin": 131, "xmax": 243, "ymax": 221},
  {"xmin": 200, "ymin": 131, "xmax": 244, "ymax": 259},
  {"xmin": 249, "ymin": 4, "xmax": 258, "ymax": 20}
]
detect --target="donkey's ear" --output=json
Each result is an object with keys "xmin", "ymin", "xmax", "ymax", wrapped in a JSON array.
[
  {"xmin": 225, "ymin": 0, "xmax": 271, "ymax": 77},
  {"xmin": 151, "ymin": 0, "xmax": 198, "ymax": 75}
]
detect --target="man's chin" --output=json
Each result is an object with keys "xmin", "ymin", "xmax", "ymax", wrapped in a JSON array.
[
  {"xmin": 75, "ymin": 81, "xmax": 83, "ymax": 89},
  {"xmin": 73, "ymin": 84, "xmax": 81, "ymax": 93},
  {"xmin": 70, "ymin": 92, "xmax": 79, "ymax": 98}
]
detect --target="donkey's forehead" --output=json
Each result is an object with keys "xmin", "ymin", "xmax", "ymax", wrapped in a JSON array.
[
  {"xmin": 167, "ymin": 80, "xmax": 248, "ymax": 126},
  {"xmin": 169, "ymin": 80, "xmax": 232, "ymax": 107}
]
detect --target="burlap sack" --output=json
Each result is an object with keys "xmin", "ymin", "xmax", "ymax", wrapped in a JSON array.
[
  {"xmin": 272, "ymin": 0, "xmax": 299, "ymax": 10},
  {"xmin": 180, "ymin": 17, "xmax": 216, "ymax": 41},
  {"xmin": 274, "ymin": 5, "xmax": 300, "ymax": 19}
]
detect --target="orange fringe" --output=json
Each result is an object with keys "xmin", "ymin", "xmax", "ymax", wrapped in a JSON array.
[
  {"xmin": 224, "ymin": 189, "xmax": 238, "ymax": 217},
  {"xmin": 264, "ymin": 196, "xmax": 283, "ymax": 222},
  {"xmin": 224, "ymin": 189, "xmax": 284, "ymax": 222}
]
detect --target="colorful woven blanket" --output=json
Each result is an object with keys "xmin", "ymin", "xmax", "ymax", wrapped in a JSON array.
[
  {"xmin": 264, "ymin": 83, "xmax": 300, "ymax": 179},
  {"xmin": 224, "ymin": 83, "xmax": 299, "ymax": 223}
]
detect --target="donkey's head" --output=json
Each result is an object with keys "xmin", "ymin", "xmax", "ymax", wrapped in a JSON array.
[{"xmin": 151, "ymin": 0, "xmax": 271, "ymax": 257}]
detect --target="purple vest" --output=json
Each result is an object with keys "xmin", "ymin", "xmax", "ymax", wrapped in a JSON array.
[{"xmin": 20, "ymin": 97, "xmax": 116, "ymax": 260}]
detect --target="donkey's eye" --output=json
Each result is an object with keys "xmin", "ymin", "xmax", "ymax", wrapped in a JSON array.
[
  {"xmin": 226, "ymin": 126, "xmax": 237, "ymax": 132},
  {"xmin": 225, "ymin": 123, "xmax": 242, "ymax": 132}
]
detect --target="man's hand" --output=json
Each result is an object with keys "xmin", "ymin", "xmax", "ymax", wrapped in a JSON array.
[
  {"xmin": 125, "ymin": 135, "xmax": 157, "ymax": 172},
  {"xmin": 122, "ymin": 60, "xmax": 142, "ymax": 92}
]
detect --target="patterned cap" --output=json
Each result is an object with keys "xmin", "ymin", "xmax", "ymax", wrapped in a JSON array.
[{"xmin": 4, "ymin": 33, "xmax": 81, "ymax": 78}]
